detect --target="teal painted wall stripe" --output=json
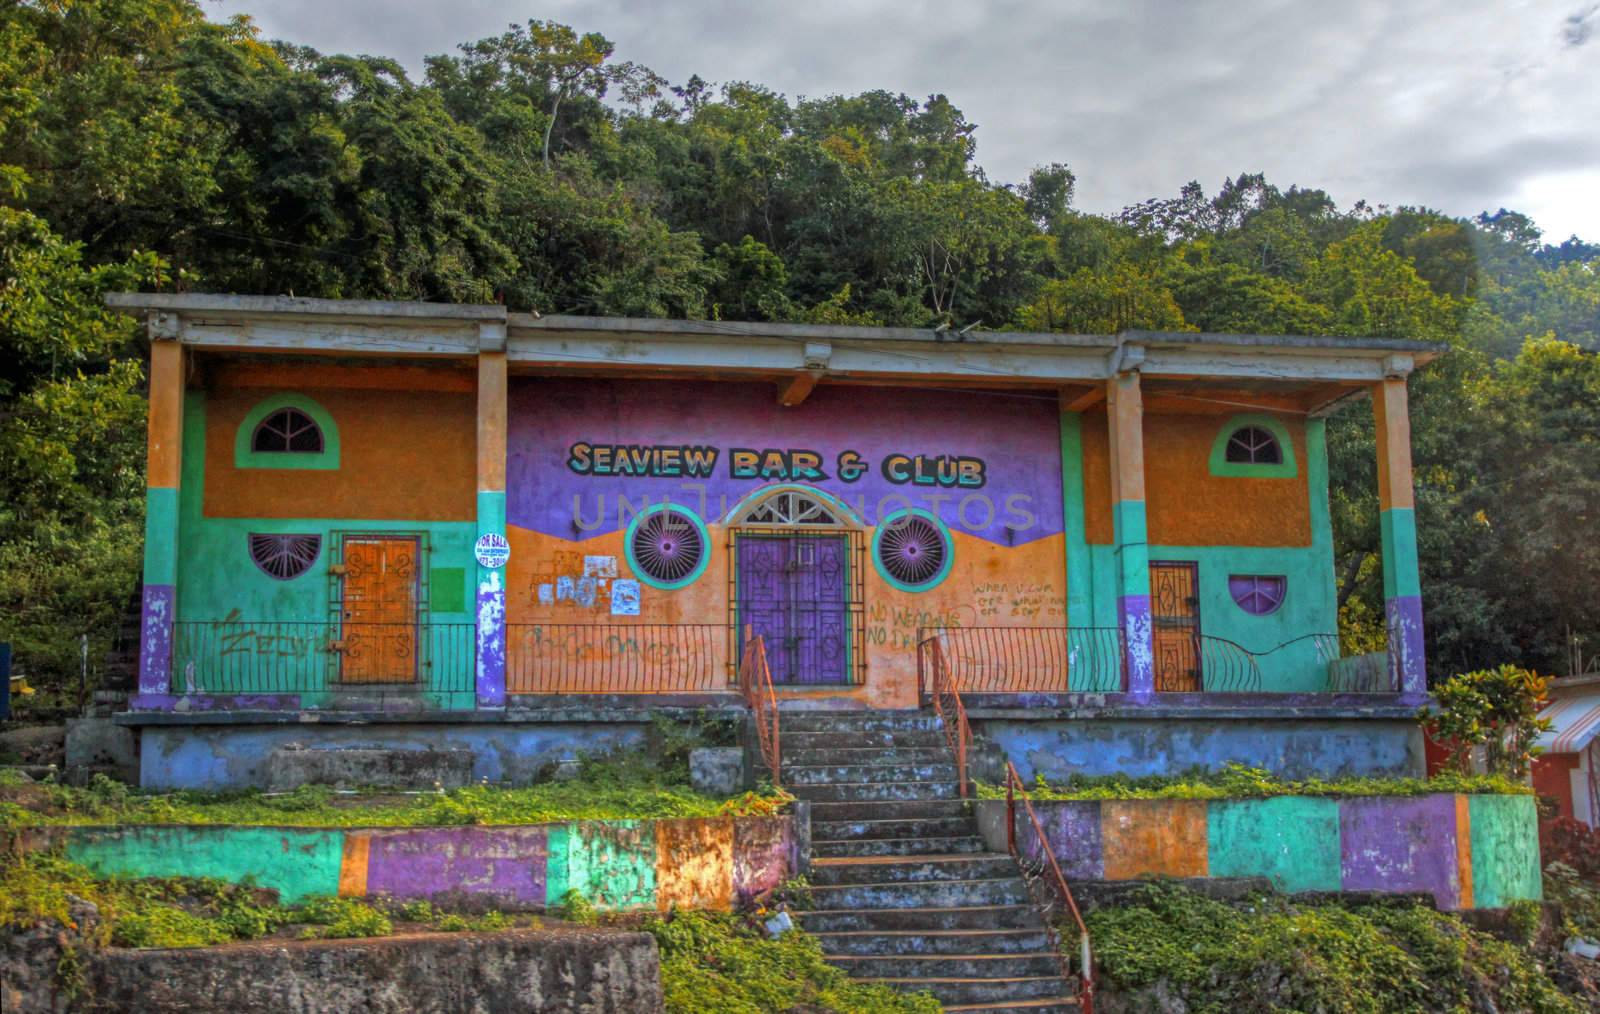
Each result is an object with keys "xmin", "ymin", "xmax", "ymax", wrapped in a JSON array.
[
  {"xmin": 1306, "ymin": 419, "xmax": 1339, "ymax": 618},
  {"xmin": 1112, "ymin": 499, "xmax": 1150, "ymax": 597},
  {"xmin": 66, "ymin": 827, "xmax": 345, "ymax": 905},
  {"xmin": 1060, "ymin": 413, "xmax": 1092, "ymax": 627},
  {"xmin": 1380, "ymin": 507, "xmax": 1422, "ymax": 599},
  {"xmin": 143, "ymin": 486, "xmax": 180, "ymax": 585},
  {"xmin": 477, "ymin": 490, "xmax": 507, "ymax": 533}
]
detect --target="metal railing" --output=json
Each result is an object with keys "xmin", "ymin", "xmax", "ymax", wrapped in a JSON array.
[
  {"xmin": 1324, "ymin": 648, "xmax": 1397, "ymax": 692},
  {"xmin": 921, "ymin": 636, "xmax": 973, "ymax": 798},
  {"xmin": 170, "ymin": 620, "xmax": 475, "ymax": 697},
  {"xmin": 505, "ymin": 623, "xmax": 731, "ymax": 694},
  {"xmin": 737, "ymin": 626, "xmax": 780, "ymax": 787},
  {"xmin": 916, "ymin": 627, "xmax": 1126, "ymax": 696},
  {"xmin": 1006, "ymin": 761, "xmax": 1095, "ymax": 1013}
]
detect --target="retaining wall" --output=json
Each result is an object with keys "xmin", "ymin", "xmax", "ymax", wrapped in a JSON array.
[
  {"xmin": 975, "ymin": 792, "xmax": 1540, "ymax": 910},
  {"xmin": 20, "ymin": 815, "xmax": 795, "ymax": 911}
]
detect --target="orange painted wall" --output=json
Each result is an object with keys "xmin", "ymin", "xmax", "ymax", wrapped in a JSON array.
[
  {"xmin": 504, "ymin": 523, "xmax": 1065, "ymax": 708},
  {"xmin": 1081, "ymin": 411, "xmax": 1310, "ymax": 547},
  {"xmin": 202, "ymin": 365, "xmax": 475, "ymax": 521},
  {"xmin": 1101, "ymin": 799, "xmax": 1209, "ymax": 879}
]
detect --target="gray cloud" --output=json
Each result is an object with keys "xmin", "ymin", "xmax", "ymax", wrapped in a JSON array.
[{"xmin": 207, "ymin": 0, "xmax": 1600, "ymax": 239}]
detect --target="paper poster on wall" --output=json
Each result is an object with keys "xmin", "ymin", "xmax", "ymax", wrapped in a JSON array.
[
  {"xmin": 611, "ymin": 579, "xmax": 641, "ymax": 615},
  {"xmin": 584, "ymin": 555, "xmax": 618, "ymax": 578},
  {"xmin": 474, "ymin": 533, "xmax": 510, "ymax": 568}
]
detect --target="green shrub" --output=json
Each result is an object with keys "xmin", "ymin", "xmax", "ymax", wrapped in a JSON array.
[
  {"xmin": 111, "ymin": 904, "xmax": 229, "ymax": 948},
  {"xmin": 291, "ymin": 896, "xmax": 392, "ymax": 938},
  {"xmin": 648, "ymin": 910, "xmax": 939, "ymax": 1014},
  {"xmin": 552, "ymin": 889, "xmax": 598, "ymax": 926},
  {"xmin": 977, "ymin": 762, "xmax": 1531, "ymax": 801},
  {"xmin": 1085, "ymin": 884, "xmax": 1580, "ymax": 1013}
]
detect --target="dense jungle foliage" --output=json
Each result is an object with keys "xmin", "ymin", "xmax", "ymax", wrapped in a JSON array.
[{"xmin": 2, "ymin": 0, "xmax": 1598, "ymax": 692}]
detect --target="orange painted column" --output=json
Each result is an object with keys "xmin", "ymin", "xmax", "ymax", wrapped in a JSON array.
[
  {"xmin": 1373, "ymin": 377, "xmax": 1425, "ymax": 697},
  {"xmin": 1107, "ymin": 371, "xmax": 1153, "ymax": 699},
  {"xmin": 476, "ymin": 348, "xmax": 509, "ymax": 708},
  {"xmin": 139, "ymin": 337, "xmax": 185, "ymax": 700}
]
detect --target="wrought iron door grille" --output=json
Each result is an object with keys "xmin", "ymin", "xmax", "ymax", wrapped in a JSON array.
[
  {"xmin": 727, "ymin": 529, "xmax": 865, "ymax": 686},
  {"xmin": 1150, "ymin": 560, "xmax": 1202, "ymax": 692}
]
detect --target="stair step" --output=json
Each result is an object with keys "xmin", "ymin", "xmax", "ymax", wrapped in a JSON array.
[
  {"xmin": 784, "ymin": 746, "xmax": 952, "ymax": 766},
  {"xmin": 829, "ymin": 953, "xmax": 1063, "ymax": 979},
  {"xmin": 811, "ymin": 854, "xmax": 1017, "ymax": 886},
  {"xmin": 783, "ymin": 729, "xmax": 948, "ymax": 750},
  {"xmin": 944, "ymin": 998, "xmax": 1081, "ymax": 1013},
  {"xmin": 814, "ymin": 928, "xmax": 1052, "ymax": 956},
  {"xmin": 807, "ymin": 798, "xmax": 971, "ymax": 821},
  {"xmin": 814, "ymin": 836, "xmax": 986, "ymax": 857},
  {"xmin": 781, "ymin": 712, "xmax": 942, "ymax": 733},
  {"xmin": 789, "ymin": 780, "xmax": 962, "ymax": 802},
  {"xmin": 813, "ymin": 816, "xmax": 975, "ymax": 841},
  {"xmin": 799, "ymin": 905, "xmax": 1044, "ymax": 933},
  {"xmin": 785, "ymin": 762, "xmax": 958, "ymax": 785},
  {"xmin": 864, "ymin": 976, "xmax": 1071, "ymax": 1005},
  {"xmin": 808, "ymin": 878, "xmax": 1030, "ymax": 910}
]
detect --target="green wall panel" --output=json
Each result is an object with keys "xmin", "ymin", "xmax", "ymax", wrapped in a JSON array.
[
  {"xmin": 1208, "ymin": 797, "xmax": 1342, "ymax": 892},
  {"xmin": 66, "ymin": 826, "xmax": 344, "ymax": 904},
  {"xmin": 1468, "ymin": 794, "xmax": 1542, "ymax": 908},
  {"xmin": 546, "ymin": 821, "xmax": 656, "ymax": 911}
]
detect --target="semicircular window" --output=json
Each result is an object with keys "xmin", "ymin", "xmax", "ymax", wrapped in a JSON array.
[
  {"xmin": 1229, "ymin": 574, "xmax": 1286, "ymax": 616},
  {"xmin": 627, "ymin": 507, "xmax": 708, "ymax": 588},
  {"xmin": 875, "ymin": 512, "xmax": 951, "ymax": 591},
  {"xmin": 252, "ymin": 407, "xmax": 324, "ymax": 454},
  {"xmin": 1224, "ymin": 426, "xmax": 1282, "ymax": 465},
  {"xmin": 249, "ymin": 533, "xmax": 322, "ymax": 580}
]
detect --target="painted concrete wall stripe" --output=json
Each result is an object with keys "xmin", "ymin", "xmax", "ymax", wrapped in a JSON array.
[
  {"xmin": 339, "ymin": 831, "xmax": 370, "ymax": 898},
  {"xmin": 1059, "ymin": 411, "xmax": 1093, "ymax": 629},
  {"xmin": 1454, "ymin": 794, "xmax": 1475, "ymax": 911}
]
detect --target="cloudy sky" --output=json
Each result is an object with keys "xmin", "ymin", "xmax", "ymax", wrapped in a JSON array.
[{"xmin": 209, "ymin": 0, "xmax": 1600, "ymax": 241}]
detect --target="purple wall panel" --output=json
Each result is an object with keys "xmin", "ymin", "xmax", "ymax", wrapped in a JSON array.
[
  {"xmin": 1339, "ymin": 795, "xmax": 1460, "ymax": 908},
  {"xmin": 507, "ymin": 378, "xmax": 1064, "ymax": 545},
  {"xmin": 732, "ymin": 816, "xmax": 793, "ymax": 904},
  {"xmin": 139, "ymin": 583, "xmax": 175, "ymax": 695},
  {"xmin": 364, "ymin": 826, "xmax": 548, "ymax": 906},
  {"xmin": 1024, "ymin": 800, "xmax": 1104, "ymax": 881}
]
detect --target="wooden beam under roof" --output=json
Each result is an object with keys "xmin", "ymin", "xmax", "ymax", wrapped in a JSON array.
[
  {"xmin": 1059, "ymin": 385, "xmax": 1105, "ymax": 413},
  {"xmin": 778, "ymin": 371, "xmax": 822, "ymax": 407}
]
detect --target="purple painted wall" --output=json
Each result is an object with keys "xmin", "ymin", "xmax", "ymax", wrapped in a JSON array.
[
  {"xmin": 507, "ymin": 379, "xmax": 1064, "ymax": 545},
  {"xmin": 731, "ymin": 816, "xmax": 794, "ymax": 903},
  {"xmin": 1338, "ymin": 794, "xmax": 1461, "ymax": 908},
  {"xmin": 364, "ymin": 826, "xmax": 549, "ymax": 906}
]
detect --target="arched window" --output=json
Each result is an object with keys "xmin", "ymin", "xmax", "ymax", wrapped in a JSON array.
[
  {"xmin": 235, "ymin": 395, "xmax": 340, "ymax": 470},
  {"xmin": 1229, "ymin": 575, "xmax": 1286, "ymax": 615},
  {"xmin": 252, "ymin": 407, "xmax": 324, "ymax": 454},
  {"xmin": 738, "ymin": 489, "xmax": 848, "ymax": 526},
  {"xmin": 1209, "ymin": 414, "xmax": 1296, "ymax": 478},
  {"xmin": 1224, "ymin": 426, "xmax": 1281, "ymax": 465},
  {"xmin": 249, "ymin": 533, "xmax": 322, "ymax": 580}
]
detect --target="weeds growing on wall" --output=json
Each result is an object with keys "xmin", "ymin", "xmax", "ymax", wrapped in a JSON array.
[
  {"xmin": 976, "ymin": 762, "xmax": 1531, "ymax": 801},
  {"xmin": 0, "ymin": 850, "xmax": 535, "ymax": 949},
  {"xmin": 648, "ymin": 910, "xmax": 940, "ymax": 1014},
  {"xmin": 0, "ymin": 763, "xmax": 792, "ymax": 829},
  {"xmin": 1084, "ymin": 884, "xmax": 1581, "ymax": 1014}
]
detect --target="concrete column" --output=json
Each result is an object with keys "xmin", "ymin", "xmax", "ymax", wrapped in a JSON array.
[
  {"xmin": 1107, "ymin": 371, "xmax": 1152, "ymax": 699},
  {"xmin": 475, "ymin": 344, "xmax": 509, "ymax": 709},
  {"xmin": 140, "ymin": 336, "xmax": 185, "ymax": 698},
  {"xmin": 1058, "ymin": 403, "xmax": 1091, "ymax": 629},
  {"xmin": 1373, "ymin": 376, "xmax": 1426, "ymax": 698}
]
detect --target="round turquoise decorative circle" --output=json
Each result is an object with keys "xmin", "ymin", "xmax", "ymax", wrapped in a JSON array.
[
  {"xmin": 872, "ymin": 508, "xmax": 954, "ymax": 593},
  {"xmin": 625, "ymin": 504, "xmax": 711, "ymax": 590}
]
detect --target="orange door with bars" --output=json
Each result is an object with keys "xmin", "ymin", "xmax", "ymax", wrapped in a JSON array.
[
  {"xmin": 340, "ymin": 536, "xmax": 419, "ymax": 683},
  {"xmin": 1150, "ymin": 561, "xmax": 1202, "ymax": 692}
]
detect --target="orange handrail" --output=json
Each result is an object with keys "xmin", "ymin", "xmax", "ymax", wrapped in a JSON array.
[
  {"xmin": 738, "ymin": 625, "xmax": 780, "ymax": 787},
  {"xmin": 922, "ymin": 635, "xmax": 971, "ymax": 798},
  {"xmin": 1007, "ymin": 761, "xmax": 1095, "ymax": 1013}
]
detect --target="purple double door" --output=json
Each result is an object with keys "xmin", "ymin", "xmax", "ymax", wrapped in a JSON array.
[{"xmin": 736, "ymin": 534, "xmax": 850, "ymax": 684}]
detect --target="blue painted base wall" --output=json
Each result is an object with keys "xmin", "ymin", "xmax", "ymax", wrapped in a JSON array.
[
  {"xmin": 978, "ymin": 717, "xmax": 1425, "ymax": 781},
  {"xmin": 138, "ymin": 722, "xmax": 648, "ymax": 790}
]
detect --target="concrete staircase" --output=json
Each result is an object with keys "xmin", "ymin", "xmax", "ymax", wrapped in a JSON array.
[{"xmin": 785, "ymin": 711, "xmax": 1079, "ymax": 1012}]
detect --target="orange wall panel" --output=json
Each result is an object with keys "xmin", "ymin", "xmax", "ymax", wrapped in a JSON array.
[
  {"xmin": 203, "ymin": 372, "xmax": 475, "ymax": 521},
  {"xmin": 1081, "ymin": 411, "xmax": 1310, "ymax": 547}
]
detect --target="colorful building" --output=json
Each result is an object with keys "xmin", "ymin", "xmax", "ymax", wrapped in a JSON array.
[{"xmin": 109, "ymin": 293, "xmax": 1440, "ymax": 789}]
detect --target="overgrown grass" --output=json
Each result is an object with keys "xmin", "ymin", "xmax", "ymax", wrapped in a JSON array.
[
  {"xmin": 1, "ymin": 755, "xmax": 791, "ymax": 829},
  {"xmin": 1083, "ymin": 883, "xmax": 1580, "ymax": 1014},
  {"xmin": 0, "ymin": 850, "xmax": 533, "ymax": 949},
  {"xmin": 977, "ymin": 762, "xmax": 1531, "ymax": 801},
  {"xmin": 648, "ymin": 910, "xmax": 940, "ymax": 1014}
]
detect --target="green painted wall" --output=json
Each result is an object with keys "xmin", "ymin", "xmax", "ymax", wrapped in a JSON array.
[
  {"xmin": 174, "ymin": 392, "xmax": 477, "ymax": 706},
  {"xmin": 65, "ymin": 826, "xmax": 344, "ymax": 904},
  {"xmin": 1077, "ymin": 418, "xmax": 1338, "ymax": 691},
  {"xmin": 1467, "ymin": 794, "xmax": 1543, "ymax": 908},
  {"xmin": 1207, "ymin": 797, "xmax": 1342, "ymax": 892},
  {"xmin": 545, "ymin": 821, "xmax": 657, "ymax": 911}
]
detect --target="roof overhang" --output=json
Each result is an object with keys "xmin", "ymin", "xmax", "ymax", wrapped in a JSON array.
[{"xmin": 106, "ymin": 293, "xmax": 1443, "ymax": 413}]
